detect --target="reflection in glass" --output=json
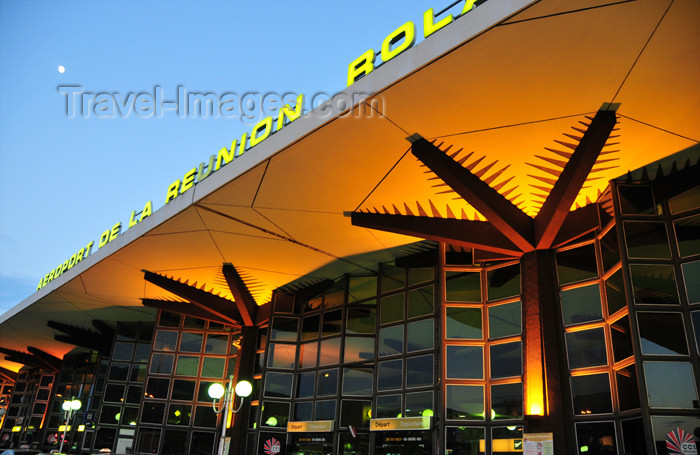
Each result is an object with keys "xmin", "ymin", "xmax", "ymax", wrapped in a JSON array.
[
  {"xmin": 644, "ymin": 361, "xmax": 698, "ymax": 408},
  {"xmin": 561, "ymin": 284, "xmax": 603, "ymax": 326},
  {"xmin": 319, "ymin": 337, "xmax": 341, "ymax": 366},
  {"xmin": 261, "ymin": 401, "xmax": 289, "ymax": 427},
  {"xmin": 683, "ymin": 261, "xmax": 700, "ymax": 304},
  {"xmin": 618, "ymin": 185, "xmax": 656, "ymax": 215},
  {"xmin": 409, "ymin": 267, "xmax": 434, "ymax": 285},
  {"xmin": 296, "ymin": 372, "xmax": 315, "ymax": 399},
  {"xmin": 408, "ymin": 286, "xmax": 434, "ymax": 318},
  {"xmin": 605, "ymin": 270, "xmax": 627, "ymax": 316},
  {"xmin": 405, "ymin": 391, "xmax": 433, "ymax": 417},
  {"xmin": 167, "ymin": 404, "xmax": 191, "ymax": 426},
  {"xmin": 600, "ymin": 227, "xmax": 620, "ymax": 272},
  {"xmin": 376, "ymin": 394, "xmax": 401, "ymax": 419},
  {"xmin": 491, "ymin": 383, "xmax": 522, "ymax": 420},
  {"xmin": 445, "ymin": 271, "xmax": 481, "ymax": 302},
  {"xmin": 630, "ymin": 264, "xmax": 679, "ymax": 305},
  {"xmin": 693, "ymin": 311, "xmax": 700, "ymax": 351},
  {"xmin": 294, "ymin": 401, "xmax": 312, "ymax": 421},
  {"xmin": 488, "ymin": 301, "xmax": 521, "ymax": 339},
  {"xmin": 490, "ymin": 342, "xmax": 522, "ymax": 379},
  {"xmin": 566, "ymin": 329, "xmax": 607, "ymax": 369},
  {"xmin": 610, "ymin": 316, "xmax": 634, "ymax": 363},
  {"xmin": 378, "ymin": 359, "xmax": 403, "ymax": 390},
  {"xmin": 270, "ymin": 317, "xmax": 298, "ymax": 342},
  {"xmin": 301, "ymin": 315, "xmax": 319, "ymax": 341},
  {"xmin": 346, "ymin": 308, "xmax": 376, "ymax": 334},
  {"xmin": 264, "ymin": 372, "xmax": 292, "ymax": 398},
  {"xmin": 674, "ymin": 214, "xmax": 700, "ymax": 257},
  {"xmin": 154, "ymin": 331, "xmax": 178, "ymax": 351},
  {"xmin": 322, "ymin": 310, "xmax": 343, "ymax": 336},
  {"xmin": 381, "ymin": 265, "xmax": 405, "ymax": 293},
  {"xmin": 575, "ymin": 421, "xmax": 617, "ymax": 454},
  {"xmin": 637, "ymin": 312, "xmax": 688, "ymax": 355},
  {"xmin": 381, "ymin": 294, "xmax": 404, "ymax": 325},
  {"xmin": 571, "ymin": 373, "xmax": 612, "ymax": 415},
  {"xmin": 669, "ymin": 186, "xmax": 700, "ymax": 214},
  {"xmin": 179, "ymin": 333, "xmax": 203, "ymax": 353},
  {"xmin": 487, "ymin": 264, "xmax": 520, "ymax": 301},
  {"xmin": 317, "ymin": 368, "xmax": 338, "ymax": 397},
  {"xmin": 344, "ymin": 336, "xmax": 375, "ymax": 363},
  {"xmin": 616, "ymin": 366, "xmax": 640, "ymax": 411},
  {"xmin": 348, "ymin": 275, "xmax": 377, "ymax": 303},
  {"xmin": 624, "ymin": 221, "xmax": 671, "ymax": 259},
  {"xmin": 201, "ymin": 357, "xmax": 225, "ymax": 378},
  {"xmin": 407, "ymin": 319, "xmax": 434, "ymax": 352},
  {"xmin": 651, "ymin": 416, "xmax": 700, "ymax": 451},
  {"xmin": 445, "ymin": 427, "xmax": 484, "ymax": 455},
  {"xmin": 314, "ymin": 400, "xmax": 335, "ymax": 420},
  {"xmin": 406, "ymin": 354, "xmax": 434, "ymax": 388},
  {"xmin": 299, "ymin": 341, "xmax": 318, "ymax": 368},
  {"xmin": 446, "ymin": 385, "xmax": 484, "ymax": 420},
  {"xmin": 204, "ymin": 334, "xmax": 228, "ymax": 354},
  {"xmin": 446, "ymin": 307, "xmax": 482, "ymax": 339},
  {"xmin": 557, "ymin": 244, "xmax": 597, "ymax": 285},
  {"xmin": 340, "ymin": 400, "xmax": 372, "ymax": 427},
  {"xmin": 379, "ymin": 325, "xmax": 403, "ymax": 357},
  {"xmin": 267, "ymin": 343, "xmax": 296, "ymax": 369},
  {"xmin": 342, "ymin": 367, "xmax": 373, "ymax": 396},
  {"xmin": 175, "ymin": 355, "xmax": 200, "ymax": 376},
  {"xmin": 446, "ymin": 346, "xmax": 483, "ymax": 379}
]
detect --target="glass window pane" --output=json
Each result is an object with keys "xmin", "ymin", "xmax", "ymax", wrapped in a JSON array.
[
  {"xmin": 296, "ymin": 372, "xmax": 315, "ymax": 399},
  {"xmin": 154, "ymin": 331, "xmax": 178, "ymax": 351},
  {"xmin": 638, "ymin": 312, "xmax": 689, "ymax": 355},
  {"xmin": 621, "ymin": 418, "xmax": 647, "ymax": 455},
  {"xmin": 322, "ymin": 310, "xmax": 342, "ymax": 336},
  {"xmin": 376, "ymin": 394, "xmax": 402, "ymax": 419},
  {"xmin": 571, "ymin": 373, "xmax": 612, "ymax": 415},
  {"xmin": 669, "ymin": 186, "xmax": 700, "ymax": 214},
  {"xmin": 446, "ymin": 427, "xmax": 484, "ymax": 455},
  {"xmin": 446, "ymin": 272, "xmax": 481, "ymax": 302},
  {"xmin": 600, "ymin": 227, "xmax": 620, "ymax": 272},
  {"xmin": 557, "ymin": 244, "xmax": 597, "ymax": 285},
  {"xmin": 380, "ymin": 294, "xmax": 404, "ymax": 325},
  {"xmin": 379, "ymin": 325, "xmax": 404, "ymax": 357},
  {"xmin": 104, "ymin": 384, "xmax": 125, "ymax": 403},
  {"xmin": 340, "ymin": 400, "xmax": 372, "ymax": 427},
  {"xmin": 348, "ymin": 276, "xmax": 377, "ymax": 303},
  {"xmin": 610, "ymin": 316, "xmax": 634, "ymax": 362},
  {"xmin": 575, "ymin": 421, "xmax": 617, "ymax": 454},
  {"xmin": 149, "ymin": 355, "xmax": 174, "ymax": 375},
  {"xmin": 674, "ymin": 214, "xmax": 700, "ymax": 257},
  {"xmin": 487, "ymin": 264, "xmax": 520, "ymax": 301},
  {"xmin": 446, "ymin": 385, "xmax": 484, "ymax": 420},
  {"xmin": 683, "ymin": 261, "xmax": 700, "ymax": 304},
  {"xmin": 344, "ymin": 336, "xmax": 375, "ymax": 363},
  {"xmin": 261, "ymin": 401, "xmax": 289, "ymax": 428},
  {"xmin": 618, "ymin": 185, "xmax": 656, "ymax": 214},
  {"xmin": 159, "ymin": 311, "xmax": 180, "ymax": 327},
  {"xmin": 314, "ymin": 400, "xmax": 335, "ymax": 421},
  {"xmin": 204, "ymin": 334, "xmax": 228, "ymax": 354},
  {"xmin": 137, "ymin": 428, "xmax": 161, "ymax": 454},
  {"xmin": 566, "ymin": 328, "xmax": 607, "ymax": 369},
  {"xmin": 382, "ymin": 266, "xmax": 405, "ymax": 293},
  {"xmin": 180, "ymin": 332, "xmax": 203, "ymax": 353},
  {"xmin": 270, "ymin": 317, "xmax": 298, "ymax": 342},
  {"xmin": 267, "ymin": 343, "xmax": 296, "ymax": 369},
  {"xmin": 301, "ymin": 315, "xmax": 319, "ymax": 341},
  {"xmin": 446, "ymin": 307, "xmax": 482, "ymax": 339},
  {"xmin": 651, "ymin": 416, "xmax": 700, "ymax": 452},
  {"xmin": 644, "ymin": 361, "xmax": 698, "ymax": 408},
  {"xmin": 112, "ymin": 342, "xmax": 134, "ymax": 361},
  {"xmin": 146, "ymin": 377, "xmax": 170, "ymax": 399},
  {"xmin": 342, "ymin": 367, "xmax": 373, "ymax": 396},
  {"xmin": 489, "ymin": 301, "xmax": 521, "ymax": 339},
  {"xmin": 299, "ymin": 341, "xmax": 318, "ymax": 369},
  {"xmin": 406, "ymin": 354, "xmax": 434, "ymax": 388},
  {"xmin": 446, "ymin": 346, "xmax": 483, "ymax": 379},
  {"xmin": 317, "ymin": 369, "xmax": 338, "ymax": 396},
  {"xmin": 407, "ymin": 319, "xmax": 434, "ymax": 352},
  {"xmin": 616, "ymin": 365, "xmax": 640, "ymax": 411},
  {"xmin": 409, "ymin": 267, "xmax": 434, "ymax": 285},
  {"xmin": 319, "ymin": 337, "xmax": 341, "ymax": 366},
  {"xmin": 175, "ymin": 355, "xmax": 200, "ymax": 376},
  {"xmin": 492, "ymin": 426, "xmax": 523, "ymax": 451},
  {"xmin": 167, "ymin": 404, "xmax": 191, "ymax": 426},
  {"xmin": 141, "ymin": 402, "xmax": 166, "ymax": 424},
  {"xmin": 378, "ymin": 359, "xmax": 403, "ymax": 391},
  {"xmin": 693, "ymin": 310, "xmax": 700, "ymax": 352},
  {"xmin": 183, "ymin": 317, "xmax": 205, "ymax": 329},
  {"xmin": 346, "ymin": 308, "xmax": 376, "ymax": 334},
  {"xmin": 405, "ymin": 391, "xmax": 433, "ymax": 418},
  {"xmin": 408, "ymin": 285, "xmax": 434, "ymax": 318},
  {"xmin": 630, "ymin": 264, "xmax": 679, "ymax": 305},
  {"xmin": 294, "ymin": 402, "xmax": 313, "ymax": 421},
  {"xmin": 624, "ymin": 221, "xmax": 671, "ymax": 259},
  {"xmin": 201, "ymin": 357, "xmax": 225, "ymax": 378},
  {"xmin": 171, "ymin": 379, "xmax": 195, "ymax": 401},
  {"xmin": 491, "ymin": 383, "xmax": 522, "ymax": 420},
  {"xmin": 605, "ymin": 269, "xmax": 627, "ymax": 316},
  {"xmin": 264, "ymin": 372, "xmax": 292, "ymax": 398},
  {"xmin": 193, "ymin": 405, "xmax": 217, "ymax": 428},
  {"xmin": 490, "ymin": 342, "xmax": 522, "ymax": 379},
  {"xmin": 561, "ymin": 284, "xmax": 603, "ymax": 326}
]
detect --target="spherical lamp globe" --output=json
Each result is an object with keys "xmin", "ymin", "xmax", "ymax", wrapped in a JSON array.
[
  {"xmin": 208, "ymin": 383, "xmax": 225, "ymax": 399},
  {"xmin": 235, "ymin": 380, "xmax": 253, "ymax": 398}
]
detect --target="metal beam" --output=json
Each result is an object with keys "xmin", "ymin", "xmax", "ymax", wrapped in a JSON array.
[
  {"xmin": 47, "ymin": 321, "xmax": 111, "ymax": 354},
  {"xmin": 26, "ymin": 347, "xmax": 62, "ymax": 371},
  {"xmin": 141, "ymin": 299, "xmax": 238, "ymax": 327},
  {"xmin": 352, "ymin": 212, "xmax": 523, "ymax": 257},
  {"xmin": 0, "ymin": 348, "xmax": 58, "ymax": 372},
  {"xmin": 0, "ymin": 366, "xmax": 18, "ymax": 382},
  {"xmin": 411, "ymin": 137, "xmax": 534, "ymax": 251},
  {"xmin": 551, "ymin": 203, "xmax": 600, "ymax": 248},
  {"xmin": 222, "ymin": 264, "xmax": 257, "ymax": 327},
  {"xmin": 534, "ymin": 109, "xmax": 617, "ymax": 248},
  {"xmin": 143, "ymin": 270, "xmax": 244, "ymax": 326}
]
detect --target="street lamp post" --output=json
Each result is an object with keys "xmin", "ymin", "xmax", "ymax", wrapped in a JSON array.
[
  {"xmin": 58, "ymin": 398, "xmax": 81, "ymax": 454},
  {"xmin": 208, "ymin": 375, "xmax": 252, "ymax": 455}
]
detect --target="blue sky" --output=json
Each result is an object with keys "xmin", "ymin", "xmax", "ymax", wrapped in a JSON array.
[{"xmin": 0, "ymin": 0, "xmax": 449, "ymax": 314}]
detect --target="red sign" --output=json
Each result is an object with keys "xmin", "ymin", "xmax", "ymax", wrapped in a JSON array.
[{"xmin": 666, "ymin": 427, "xmax": 697, "ymax": 455}]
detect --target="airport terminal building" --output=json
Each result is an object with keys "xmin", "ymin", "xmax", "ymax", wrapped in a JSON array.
[{"xmin": 1, "ymin": 0, "xmax": 699, "ymax": 454}]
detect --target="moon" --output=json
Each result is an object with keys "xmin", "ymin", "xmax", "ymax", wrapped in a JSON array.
[{"xmin": 58, "ymin": 65, "xmax": 65, "ymax": 74}]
